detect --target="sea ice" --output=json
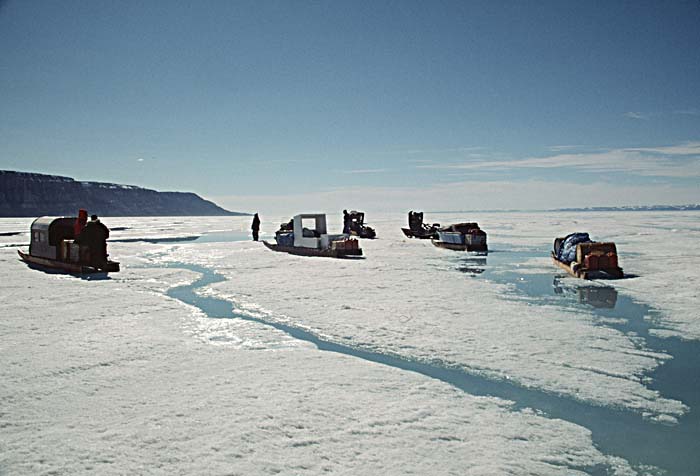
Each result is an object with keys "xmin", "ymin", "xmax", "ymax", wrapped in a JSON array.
[
  {"xmin": 3, "ymin": 211, "xmax": 697, "ymax": 474},
  {"xmin": 162, "ymin": 220, "xmax": 685, "ymax": 419},
  {"xmin": 0, "ymin": 243, "xmax": 632, "ymax": 475}
]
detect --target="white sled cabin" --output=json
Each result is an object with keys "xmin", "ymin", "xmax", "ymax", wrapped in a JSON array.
[
  {"xmin": 264, "ymin": 213, "xmax": 362, "ymax": 258},
  {"xmin": 29, "ymin": 216, "xmax": 76, "ymax": 260}
]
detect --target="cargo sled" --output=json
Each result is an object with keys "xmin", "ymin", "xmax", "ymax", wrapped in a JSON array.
[
  {"xmin": 552, "ymin": 233, "xmax": 623, "ymax": 280},
  {"xmin": 264, "ymin": 214, "xmax": 362, "ymax": 259},
  {"xmin": 431, "ymin": 222, "xmax": 488, "ymax": 252},
  {"xmin": 18, "ymin": 216, "xmax": 119, "ymax": 274}
]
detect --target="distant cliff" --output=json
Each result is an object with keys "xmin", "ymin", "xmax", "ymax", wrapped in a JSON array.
[{"xmin": 0, "ymin": 171, "xmax": 247, "ymax": 217}]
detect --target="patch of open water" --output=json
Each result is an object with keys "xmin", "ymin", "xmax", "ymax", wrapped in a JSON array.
[{"xmin": 442, "ymin": 246, "xmax": 700, "ymax": 475}]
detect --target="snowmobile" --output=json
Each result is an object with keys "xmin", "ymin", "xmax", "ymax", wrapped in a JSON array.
[
  {"xmin": 401, "ymin": 211, "xmax": 440, "ymax": 239},
  {"xmin": 347, "ymin": 211, "xmax": 377, "ymax": 239}
]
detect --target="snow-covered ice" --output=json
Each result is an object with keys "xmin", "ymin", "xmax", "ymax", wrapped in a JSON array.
[
  {"xmin": 166, "ymin": 219, "xmax": 686, "ymax": 420},
  {"xmin": 2, "ymin": 211, "xmax": 699, "ymax": 475}
]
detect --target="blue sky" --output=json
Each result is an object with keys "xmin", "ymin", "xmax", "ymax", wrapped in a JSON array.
[{"xmin": 1, "ymin": 0, "xmax": 699, "ymax": 213}]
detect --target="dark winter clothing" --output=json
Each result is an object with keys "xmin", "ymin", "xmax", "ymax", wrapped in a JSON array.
[
  {"xmin": 251, "ymin": 213, "xmax": 261, "ymax": 241},
  {"xmin": 76, "ymin": 217, "xmax": 110, "ymax": 266}
]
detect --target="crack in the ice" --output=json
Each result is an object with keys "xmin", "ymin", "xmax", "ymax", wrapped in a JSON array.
[{"xmin": 163, "ymin": 262, "xmax": 699, "ymax": 476}]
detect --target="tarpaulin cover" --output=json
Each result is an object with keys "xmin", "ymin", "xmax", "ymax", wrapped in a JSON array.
[
  {"xmin": 557, "ymin": 232, "xmax": 591, "ymax": 263},
  {"xmin": 276, "ymin": 232, "xmax": 294, "ymax": 247}
]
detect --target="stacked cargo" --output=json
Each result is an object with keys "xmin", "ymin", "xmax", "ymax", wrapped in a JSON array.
[
  {"xmin": 579, "ymin": 243, "xmax": 619, "ymax": 271},
  {"xmin": 331, "ymin": 238, "xmax": 359, "ymax": 251},
  {"xmin": 552, "ymin": 235, "xmax": 623, "ymax": 279},
  {"xmin": 58, "ymin": 239, "xmax": 82, "ymax": 263},
  {"xmin": 583, "ymin": 253, "xmax": 619, "ymax": 270}
]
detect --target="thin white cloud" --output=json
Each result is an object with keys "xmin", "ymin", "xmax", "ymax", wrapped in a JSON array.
[
  {"xmin": 396, "ymin": 146, "xmax": 487, "ymax": 155},
  {"xmin": 210, "ymin": 141, "xmax": 700, "ymax": 214},
  {"xmin": 137, "ymin": 158, "xmax": 144, "ymax": 162},
  {"xmin": 405, "ymin": 158, "xmax": 436, "ymax": 164},
  {"xmin": 673, "ymin": 109, "xmax": 700, "ymax": 116},
  {"xmin": 627, "ymin": 142, "xmax": 700, "ymax": 155},
  {"xmin": 547, "ymin": 145, "xmax": 585, "ymax": 152},
  {"xmin": 416, "ymin": 142, "xmax": 700, "ymax": 178},
  {"xmin": 624, "ymin": 112, "xmax": 650, "ymax": 120},
  {"xmin": 340, "ymin": 168, "xmax": 387, "ymax": 174},
  {"xmin": 259, "ymin": 159, "xmax": 314, "ymax": 166},
  {"xmin": 212, "ymin": 179, "xmax": 700, "ymax": 215}
]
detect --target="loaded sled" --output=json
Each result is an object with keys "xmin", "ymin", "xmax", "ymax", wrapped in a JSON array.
[
  {"xmin": 431, "ymin": 222, "xmax": 488, "ymax": 252},
  {"xmin": 552, "ymin": 233, "xmax": 623, "ymax": 279},
  {"xmin": 265, "ymin": 214, "xmax": 362, "ymax": 259},
  {"xmin": 18, "ymin": 216, "xmax": 119, "ymax": 274}
]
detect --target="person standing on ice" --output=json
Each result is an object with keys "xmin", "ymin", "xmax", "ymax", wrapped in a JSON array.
[
  {"xmin": 251, "ymin": 213, "xmax": 261, "ymax": 241},
  {"xmin": 342, "ymin": 209, "xmax": 350, "ymax": 234},
  {"xmin": 76, "ymin": 214, "xmax": 110, "ymax": 266}
]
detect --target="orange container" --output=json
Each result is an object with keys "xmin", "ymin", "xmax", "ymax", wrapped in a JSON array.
[
  {"xmin": 598, "ymin": 254, "xmax": 609, "ymax": 269},
  {"xmin": 585, "ymin": 254, "xmax": 599, "ymax": 270}
]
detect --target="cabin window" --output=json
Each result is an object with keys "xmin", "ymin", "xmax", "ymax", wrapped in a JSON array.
[
  {"xmin": 301, "ymin": 218, "xmax": 320, "ymax": 237},
  {"xmin": 33, "ymin": 231, "xmax": 43, "ymax": 243},
  {"xmin": 301, "ymin": 218, "xmax": 317, "ymax": 230},
  {"xmin": 301, "ymin": 218, "xmax": 321, "ymax": 238}
]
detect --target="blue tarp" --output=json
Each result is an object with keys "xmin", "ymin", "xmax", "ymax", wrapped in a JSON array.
[
  {"xmin": 276, "ymin": 232, "xmax": 294, "ymax": 247},
  {"xmin": 557, "ymin": 232, "xmax": 591, "ymax": 263}
]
